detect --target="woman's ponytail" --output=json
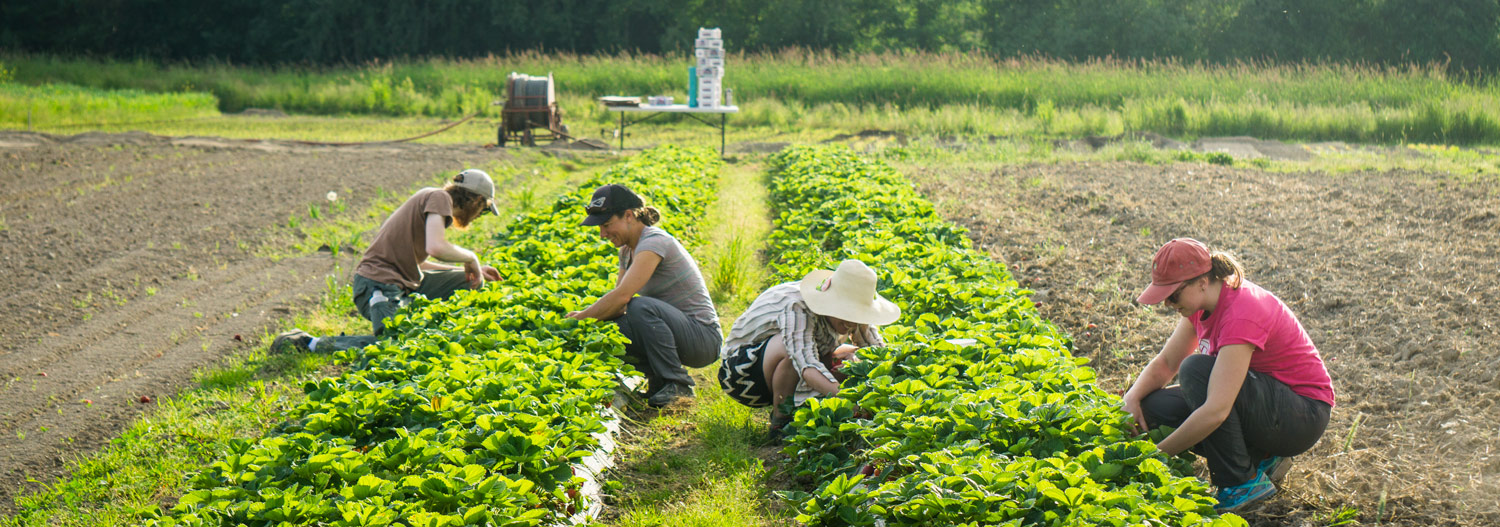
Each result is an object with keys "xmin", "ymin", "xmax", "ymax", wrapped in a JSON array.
[
  {"xmin": 1208, "ymin": 251, "xmax": 1245, "ymax": 289},
  {"xmin": 634, "ymin": 206, "xmax": 661, "ymax": 227}
]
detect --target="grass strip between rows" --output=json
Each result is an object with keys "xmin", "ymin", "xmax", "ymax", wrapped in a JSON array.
[
  {"xmin": 765, "ymin": 145, "xmax": 1246, "ymax": 526},
  {"xmin": 603, "ymin": 161, "xmax": 795, "ymax": 527},
  {"xmin": 144, "ymin": 145, "xmax": 721, "ymax": 527}
]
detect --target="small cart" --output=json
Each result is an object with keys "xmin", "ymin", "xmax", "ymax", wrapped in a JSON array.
[{"xmin": 498, "ymin": 72, "xmax": 568, "ymax": 147}]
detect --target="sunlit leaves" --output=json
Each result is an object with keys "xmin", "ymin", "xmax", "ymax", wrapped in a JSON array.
[
  {"xmin": 148, "ymin": 146, "xmax": 721, "ymax": 526},
  {"xmin": 767, "ymin": 145, "xmax": 1242, "ymax": 526}
]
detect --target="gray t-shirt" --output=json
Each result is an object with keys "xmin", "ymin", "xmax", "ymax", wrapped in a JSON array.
[{"xmin": 620, "ymin": 226, "xmax": 721, "ymax": 331}]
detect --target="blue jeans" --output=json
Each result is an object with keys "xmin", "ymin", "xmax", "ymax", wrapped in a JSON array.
[{"xmin": 317, "ymin": 270, "xmax": 471, "ymax": 352}]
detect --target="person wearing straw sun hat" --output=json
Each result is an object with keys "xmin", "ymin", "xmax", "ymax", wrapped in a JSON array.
[
  {"xmin": 271, "ymin": 169, "xmax": 503, "ymax": 354},
  {"xmin": 565, "ymin": 184, "xmax": 722, "ymax": 408},
  {"xmin": 1122, "ymin": 238, "xmax": 1334, "ymax": 513},
  {"xmin": 718, "ymin": 259, "xmax": 900, "ymax": 438}
]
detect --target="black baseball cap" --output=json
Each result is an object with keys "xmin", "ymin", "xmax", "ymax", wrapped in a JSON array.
[{"xmin": 581, "ymin": 184, "xmax": 644, "ymax": 226}]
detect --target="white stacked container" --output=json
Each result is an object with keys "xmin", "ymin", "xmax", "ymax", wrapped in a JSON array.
[{"xmin": 695, "ymin": 28, "xmax": 724, "ymax": 108}]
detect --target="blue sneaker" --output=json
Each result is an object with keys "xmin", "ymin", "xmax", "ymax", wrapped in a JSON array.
[
  {"xmin": 1214, "ymin": 472, "xmax": 1276, "ymax": 512},
  {"xmin": 1257, "ymin": 456, "xmax": 1293, "ymax": 484}
]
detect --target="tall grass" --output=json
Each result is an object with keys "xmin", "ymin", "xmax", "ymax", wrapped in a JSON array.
[
  {"xmin": 7, "ymin": 51, "xmax": 1500, "ymax": 144},
  {"xmin": 701, "ymin": 163, "xmax": 772, "ymax": 317},
  {"xmin": 0, "ymin": 83, "xmax": 220, "ymax": 129}
]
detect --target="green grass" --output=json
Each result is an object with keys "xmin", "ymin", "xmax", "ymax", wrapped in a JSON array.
[
  {"xmin": 2, "ymin": 105, "xmax": 842, "ymax": 151},
  {"xmin": 16, "ymin": 113, "xmax": 503, "ymax": 144},
  {"xmin": 0, "ymin": 148, "xmax": 603, "ymax": 527},
  {"xmin": 604, "ymin": 158, "xmax": 786, "ymax": 526},
  {"xmin": 0, "ymin": 288, "xmax": 358, "ymax": 527},
  {"xmin": 608, "ymin": 376, "xmax": 791, "ymax": 527},
  {"xmin": 258, "ymin": 149, "xmax": 610, "ymax": 262},
  {"xmin": 700, "ymin": 163, "xmax": 773, "ymax": 319},
  {"xmin": 0, "ymin": 83, "xmax": 219, "ymax": 129},
  {"xmin": 7, "ymin": 51, "xmax": 1500, "ymax": 145}
]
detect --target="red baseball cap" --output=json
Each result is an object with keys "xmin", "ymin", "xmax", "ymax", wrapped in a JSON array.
[{"xmin": 1137, "ymin": 238, "xmax": 1211, "ymax": 304}]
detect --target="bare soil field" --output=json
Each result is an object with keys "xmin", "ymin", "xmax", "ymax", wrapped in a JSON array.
[
  {"xmin": 0, "ymin": 131, "xmax": 509, "ymax": 510},
  {"xmin": 913, "ymin": 160, "xmax": 1499, "ymax": 525},
  {"xmin": 4, "ymin": 128, "xmax": 1495, "ymax": 525}
]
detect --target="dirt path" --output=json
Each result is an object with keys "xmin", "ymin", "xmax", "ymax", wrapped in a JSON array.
[
  {"xmin": 912, "ymin": 161, "xmax": 1500, "ymax": 525},
  {"xmin": 0, "ymin": 131, "xmax": 511, "ymax": 510}
]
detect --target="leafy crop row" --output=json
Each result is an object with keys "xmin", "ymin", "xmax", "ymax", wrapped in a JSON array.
[
  {"xmin": 766, "ymin": 145, "xmax": 1244, "ymax": 526},
  {"xmin": 148, "ymin": 146, "xmax": 720, "ymax": 527}
]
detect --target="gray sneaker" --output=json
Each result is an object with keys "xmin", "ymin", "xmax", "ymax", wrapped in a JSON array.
[
  {"xmin": 647, "ymin": 383, "xmax": 695, "ymax": 407},
  {"xmin": 1258, "ymin": 456, "xmax": 1293, "ymax": 484},
  {"xmin": 271, "ymin": 329, "xmax": 313, "ymax": 353}
]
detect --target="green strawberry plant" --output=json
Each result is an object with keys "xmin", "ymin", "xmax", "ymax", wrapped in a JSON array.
[
  {"xmin": 148, "ymin": 146, "xmax": 721, "ymax": 526},
  {"xmin": 766, "ymin": 145, "xmax": 1244, "ymax": 526}
]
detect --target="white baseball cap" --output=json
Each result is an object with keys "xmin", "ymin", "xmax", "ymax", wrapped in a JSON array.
[{"xmin": 454, "ymin": 169, "xmax": 501, "ymax": 215}]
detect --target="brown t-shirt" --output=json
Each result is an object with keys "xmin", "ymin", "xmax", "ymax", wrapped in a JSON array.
[{"xmin": 356, "ymin": 188, "xmax": 453, "ymax": 290}]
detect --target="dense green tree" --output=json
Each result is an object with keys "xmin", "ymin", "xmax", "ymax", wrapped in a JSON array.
[
  {"xmin": 1373, "ymin": 0, "xmax": 1500, "ymax": 70},
  {"xmin": 2, "ymin": 0, "xmax": 1496, "ymax": 72},
  {"xmin": 1212, "ymin": 0, "xmax": 1375, "ymax": 63}
]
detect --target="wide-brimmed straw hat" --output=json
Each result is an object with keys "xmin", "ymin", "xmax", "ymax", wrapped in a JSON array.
[{"xmin": 799, "ymin": 259, "xmax": 901, "ymax": 326}]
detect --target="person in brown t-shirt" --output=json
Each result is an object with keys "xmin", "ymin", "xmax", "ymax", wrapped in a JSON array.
[{"xmin": 271, "ymin": 169, "xmax": 503, "ymax": 353}]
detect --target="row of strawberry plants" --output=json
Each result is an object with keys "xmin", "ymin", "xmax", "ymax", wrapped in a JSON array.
[
  {"xmin": 147, "ymin": 145, "xmax": 720, "ymax": 527},
  {"xmin": 766, "ymin": 145, "xmax": 1245, "ymax": 526}
]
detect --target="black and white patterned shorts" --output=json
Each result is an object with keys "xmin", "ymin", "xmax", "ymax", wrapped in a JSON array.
[{"xmin": 718, "ymin": 339, "xmax": 772, "ymax": 408}]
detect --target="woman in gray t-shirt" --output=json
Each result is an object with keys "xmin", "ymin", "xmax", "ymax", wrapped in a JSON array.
[{"xmin": 565, "ymin": 184, "xmax": 722, "ymax": 407}]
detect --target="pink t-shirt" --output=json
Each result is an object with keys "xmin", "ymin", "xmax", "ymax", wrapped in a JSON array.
[{"xmin": 1190, "ymin": 280, "xmax": 1336, "ymax": 407}]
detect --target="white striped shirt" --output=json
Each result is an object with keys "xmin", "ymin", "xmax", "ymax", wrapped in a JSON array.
[{"xmin": 722, "ymin": 282, "xmax": 885, "ymax": 403}]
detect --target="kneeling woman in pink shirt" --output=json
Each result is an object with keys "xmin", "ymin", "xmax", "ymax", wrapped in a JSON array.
[{"xmin": 1122, "ymin": 238, "xmax": 1334, "ymax": 513}]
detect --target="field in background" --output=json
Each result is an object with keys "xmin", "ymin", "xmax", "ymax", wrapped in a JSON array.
[
  {"xmin": 5, "ymin": 52, "xmax": 1500, "ymax": 145},
  {"xmin": 0, "ymin": 83, "xmax": 219, "ymax": 130},
  {"xmin": 4, "ymin": 45, "xmax": 1500, "ymax": 525}
]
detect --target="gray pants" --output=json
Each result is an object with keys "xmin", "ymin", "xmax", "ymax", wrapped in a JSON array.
[
  {"xmin": 1140, "ymin": 353, "xmax": 1331, "ymax": 487},
  {"xmin": 614, "ymin": 296, "xmax": 722, "ymax": 389},
  {"xmin": 317, "ymin": 270, "xmax": 472, "ymax": 352}
]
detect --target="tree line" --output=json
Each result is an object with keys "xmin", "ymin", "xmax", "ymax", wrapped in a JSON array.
[{"xmin": 4, "ymin": 0, "xmax": 1498, "ymax": 72}]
